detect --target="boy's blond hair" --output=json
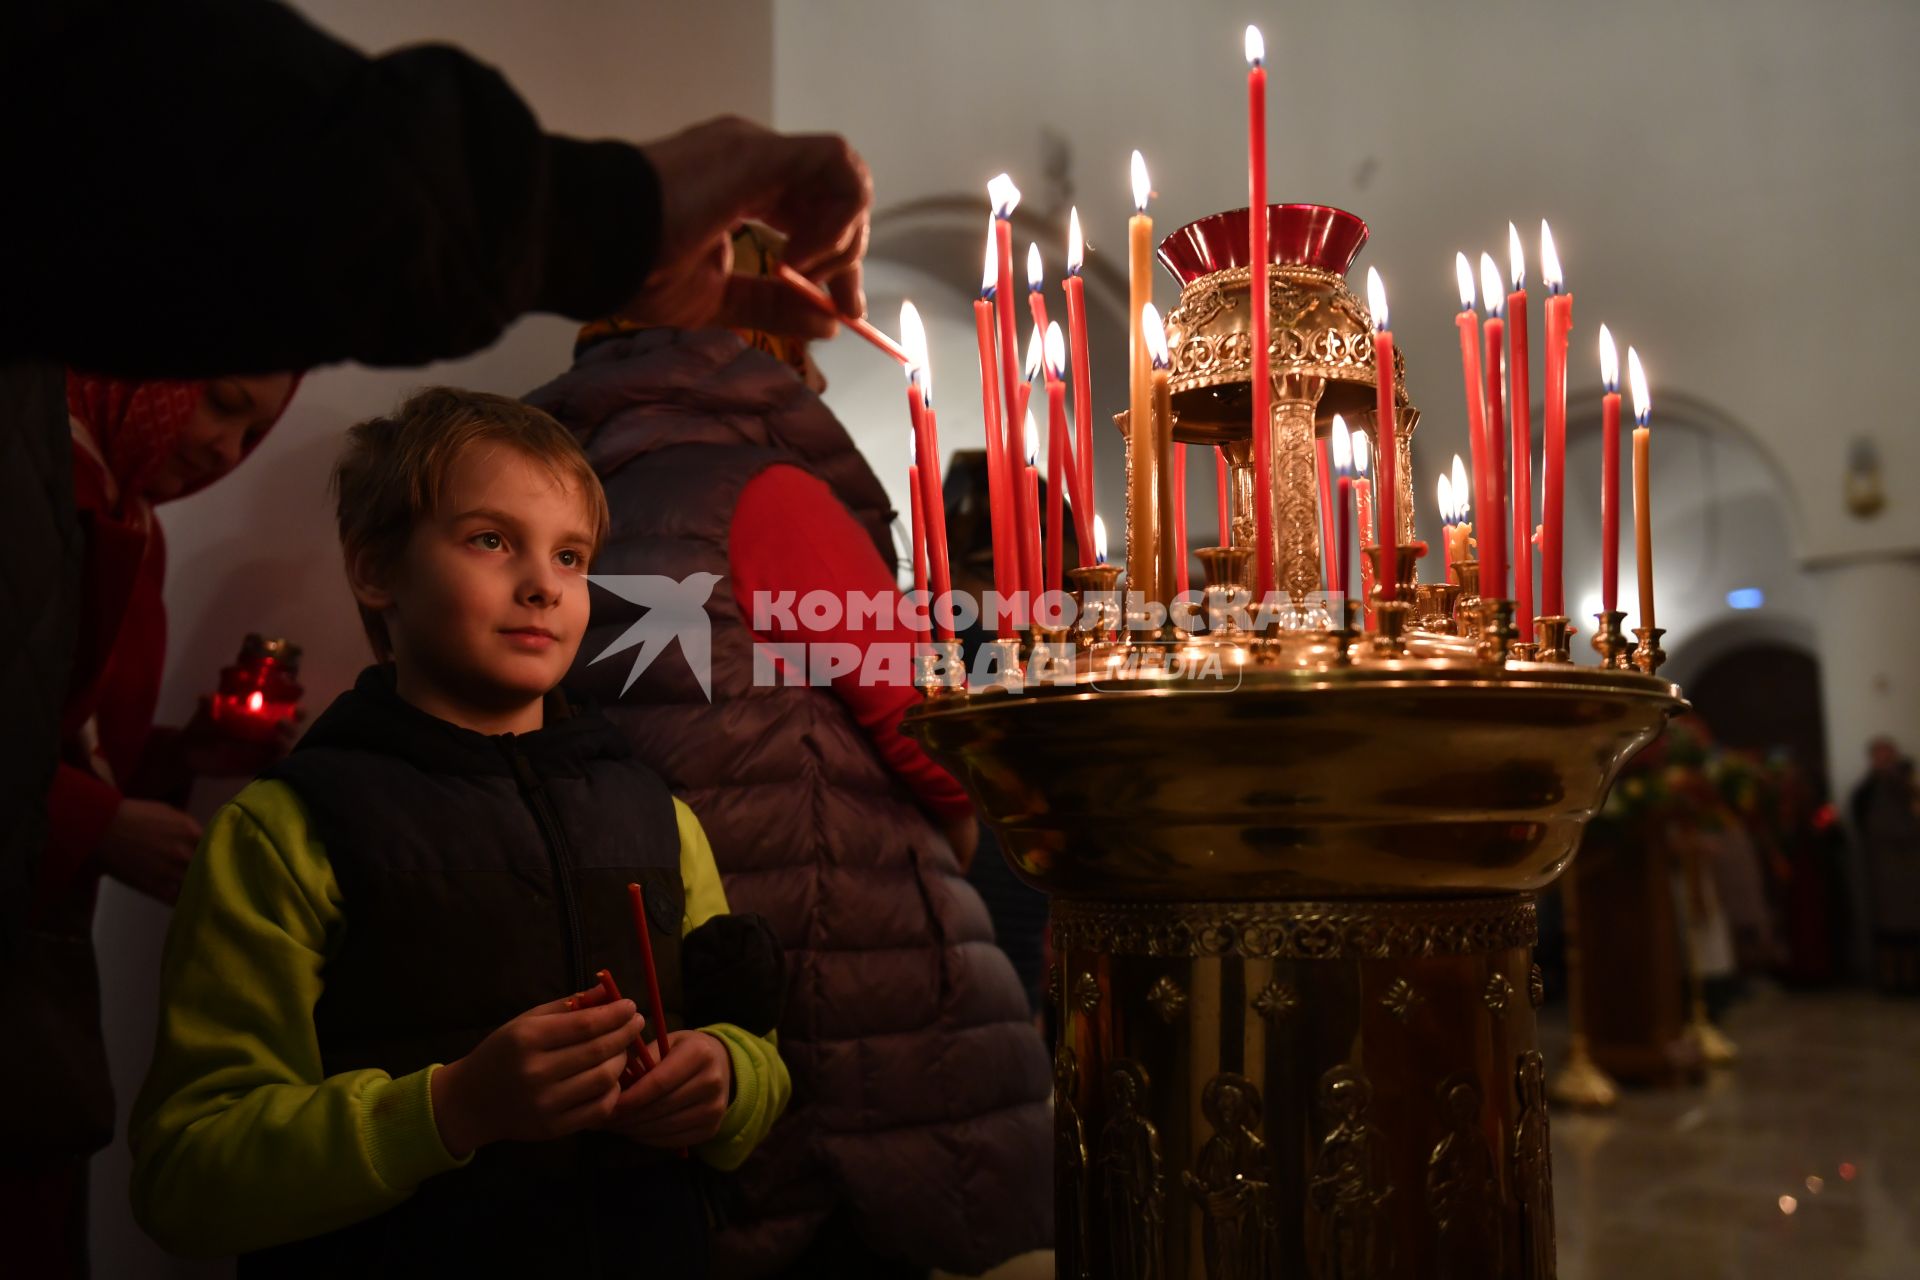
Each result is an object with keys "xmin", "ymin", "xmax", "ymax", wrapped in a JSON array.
[{"xmin": 331, "ymin": 386, "xmax": 610, "ymax": 660}]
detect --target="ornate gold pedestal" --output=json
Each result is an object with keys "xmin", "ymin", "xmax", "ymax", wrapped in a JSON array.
[{"xmin": 909, "ymin": 658, "xmax": 1678, "ymax": 1280}]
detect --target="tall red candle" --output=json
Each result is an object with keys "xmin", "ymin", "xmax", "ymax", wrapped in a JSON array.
[
  {"xmin": 1064, "ymin": 211, "xmax": 1096, "ymax": 559},
  {"xmin": 900, "ymin": 302, "xmax": 952, "ymax": 640},
  {"xmin": 990, "ymin": 180, "xmax": 1039, "ymax": 609},
  {"xmin": 1454, "ymin": 253, "xmax": 1490, "ymax": 580},
  {"xmin": 1331, "ymin": 417, "xmax": 1354, "ymax": 614},
  {"xmin": 1246, "ymin": 26, "xmax": 1274, "ymax": 601},
  {"xmin": 1044, "ymin": 323, "xmax": 1083, "ymax": 593},
  {"xmin": 1506, "ymin": 225, "xmax": 1535, "ymax": 640},
  {"xmin": 1173, "ymin": 445, "xmax": 1190, "ymax": 596},
  {"xmin": 1317, "ymin": 436, "xmax": 1339, "ymax": 592},
  {"xmin": 1478, "ymin": 253, "xmax": 1508, "ymax": 603},
  {"xmin": 1022, "ymin": 411, "xmax": 1042, "ymax": 609},
  {"xmin": 908, "ymin": 456, "xmax": 928, "ymax": 601},
  {"xmin": 626, "ymin": 883, "xmax": 672, "ymax": 1062},
  {"xmin": 1026, "ymin": 243, "xmax": 1051, "ymax": 369},
  {"xmin": 973, "ymin": 266, "xmax": 1016, "ymax": 639},
  {"xmin": 1598, "ymin": 323, "xmax": 1622, "ymax": 614},
  {"xmin": 1540, "ymin": 221, "xmax": 1571, "ymax": 618},
  {"xmin": 1215, "ymin": 448, "xmax": 1231, "ymax": 546},
  {"xmin": 1365, "ymin": 268, "xmax": 1400, "ymax": 600}
]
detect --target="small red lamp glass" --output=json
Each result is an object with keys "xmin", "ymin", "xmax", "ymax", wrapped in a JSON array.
[{"xmin": 209, "ymin": 634, "xmax": 304, "ymax": 743}]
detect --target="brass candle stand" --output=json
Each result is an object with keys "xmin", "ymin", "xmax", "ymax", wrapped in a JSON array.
[
  {"xmin": 1533, "ymin": 616, "xmax": 1574, "ymax": 665},
  {"xmin": 1632, "ymin": 625, "xmax": 1667, "ymax": 675},
  {"xmin": 1592, "ymin": 610, "xmax": 1634, "ymax": 670},
  {"xmin": 907, "ymin": 204, "xmax": 1686, "ymax": 1279}
]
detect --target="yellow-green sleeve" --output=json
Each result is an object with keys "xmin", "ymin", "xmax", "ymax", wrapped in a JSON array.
[
  {"xmin": 129, "ymin": 779, "xmax": 468, "ymax": 1257},
  {"xmin": 672, "ymin": 798, "xmax": 790, "ymax": 1171}
]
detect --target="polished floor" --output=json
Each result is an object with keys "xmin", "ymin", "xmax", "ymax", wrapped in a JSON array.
[
  {"xmin": 950, "ymin": 989, "xmax": 1920, "ymax": 1280},
  {"xmin": 1544, "ymin": 989, "xmax": 1919, "ymax": 1280}
]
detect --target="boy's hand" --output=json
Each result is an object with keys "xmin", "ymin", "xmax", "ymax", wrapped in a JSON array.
[
  {"xmin": 602, "ymin": 1031, "xmax": 733, "ymax": 1148},
  {"xmin": 430, "ymin": 993, "xmax": 643, "ymax": 1158}
]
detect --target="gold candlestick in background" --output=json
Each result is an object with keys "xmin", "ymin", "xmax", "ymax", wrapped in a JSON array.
[{"xmin": 1550, "ymin": 862, "xmax": 1620, "ymax": 1109}]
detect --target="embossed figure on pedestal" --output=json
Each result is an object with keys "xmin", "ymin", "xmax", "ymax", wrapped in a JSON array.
[
  {"xmin": 1099, "ymin": 1060, "xmax": 1167, "ymax": 1280},
  {"xmin": 1426, "ymin": 1078, "xmax": 1499, "ymax": 1279},
  {"xmin": 1307, "ymin": 1066, "xmax": 1393, "ymax": 1280},
  {"xmin": 1055, "ymin": 1047, "xmax": 1093, "ymax": 1280},
  {"xmin": 1182, "ymin": 1073, "xmax": 1274, "ymax": 1280},
  {"xmin": 1512, "ymin": 1051, "xmax": 1557, "ymax": 1280}
]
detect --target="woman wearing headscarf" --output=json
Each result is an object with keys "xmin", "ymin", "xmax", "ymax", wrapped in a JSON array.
[
  {"xmin": 528, "ymin": 230, "xmax": 1050, "ymax": 1279},
  {"xmin": 2, "ymin": 370, "xmax": 297, "ymax": 1277}
]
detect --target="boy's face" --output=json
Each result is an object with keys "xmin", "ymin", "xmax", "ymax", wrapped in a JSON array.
[{"xmin": 362, "ymin": 444, "xmax": 595, "ymax": 716}]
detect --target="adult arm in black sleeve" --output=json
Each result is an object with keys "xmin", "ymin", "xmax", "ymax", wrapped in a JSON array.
[{"xmin": 0, "ymin": 0, "xmax": 660, "ymax": 375}]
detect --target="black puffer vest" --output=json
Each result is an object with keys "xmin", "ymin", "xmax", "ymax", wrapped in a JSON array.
[
  {"xmin": 244, "ymin": 665, "xmax": 696, "ymax": 1278},
  {"xmin": 527, "ymin": 330, "xmax": 1051, "ymax": 1277}
]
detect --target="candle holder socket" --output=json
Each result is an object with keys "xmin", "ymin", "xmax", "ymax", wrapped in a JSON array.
[
  {"xmin": 975, "ymin": 637, "xmax": 1026, "ymax": 694},
  {"xmin": 1591, "ymin": 611, "xmax": 1633, "ymax": 670},
  {"xmin": 1333, "ymin": 598, "xmax": 1362, "ymax": 664},
  {"xmin": 1195, "ymin": 545, "xmax": 1252, "ymax": 594},
  {"xmin": 1363, "ymin": 543, "xmax": 1423, "ymax": 618},
  {"xmin": 1632, "ymin": 626, "xmax": 1668, "ymax": 676},
  {"xmin": 1068, "ymin": 565, "xmax": 1125, "ymax": 643},
  {"xmin": 1532, "ymin": 616, "xmax": 1574, "ymax": 664},
  {"xmin": 1025, "ymin": 624, "xmax": 1077, "ymax": 686},
  {"xmin": 1413, "ymin": 582, "xmax": 1461, "ymax": 635},
  {"xmin": 1450, "ymin": 559, "xmax": 1483, "ymax": 640},
  {"xmin": 913, "ymin": 638, "xmax": 968, "ymax": 696},
  {"xmin": 1477, "ymin": 599, "xmax": 1517, "ymax": 666}
]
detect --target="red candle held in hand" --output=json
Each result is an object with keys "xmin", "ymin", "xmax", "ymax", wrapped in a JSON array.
[
  {"xmin": 626, "ymin": 884, "xmax": 672, "ymax": 1063},
  {"xmin": 1598, "ymin": 323, "xmax": 1622, "ymax": 614},
  {"xmin": 1365, "ymin": 268, "xmax": 1400, "ymax": 600},
  {"xmin": 1505, "ymin": 226, "xmax": 1535, "ymax": 640},
  {"xmin": 908, "ymin": 454, "xmax": 928, "ymax": 601}
]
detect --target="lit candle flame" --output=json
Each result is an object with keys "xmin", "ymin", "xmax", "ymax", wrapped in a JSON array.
[
  {"xmin": 1455, "ymin": 252, "xmax": 1476, "ymax": 313},
  {"xmin": 1141, "ymin": 302, "xmax": 1169, "ymax": 368},
  {"xmin": 1093, "ymin": 513, "xmax": 1108, "ymax": 563},
  {"xmin": 1627, "ymin": 346, "xmax": 1649, "ymax": 425},
  {"xmin": 1451, "ymin": 454, "xmax": 1470, "ymax": 517},
  {"xmin": 1245, "ymin": 24, "xmax": 1265, "ymax": 67},
  {"xmin": 1024, "ymin": 410, "xmax": 1039, "ymax": 466},
  {"xmin": 1024, "ymin": 323, "xmax": 1045, "ymax": 381},
  {"xmin": 1352, "ymin": 427, "xmax": 1371, "ymax": 477},
  {"xmin": 1479, "ymin": 253, "xmax": 1505, "ymax": 319},
  {"xmin": 1027, "ymin": 242, "xmax": 1044, "ymax": 291},
  {"xmin": 1131, "ymin": 150, "xmax": 1151, "ymax": 214},
  {"xmin": 900, "ymin": 300, "xmax": 929, "ymax": 391},
  {"xmin": 1508, "ymin": 221, "xmax": 1525, "ymax": 293},
  {"xmin": 1438, "ymin": 472, "xmax": 1453, "ymax": 523},
  {"xmin": 1366, "ymin": 266, "xmax": 1389, "ymax": 332},
  {"xmin": 247, "ymin": 690, "xmax": 264, "ymax": 713},
  {"xmin": 1067, "ymin": 207, "xmax": 1084, "ymax": 275},
  {"xmin": 1330, "ymin": 414, "xmax": 1351, "ymax": 472},
  {"xmin": 1044, "ymin": 321, "xmax": 1067, "ymax": 380},
  {"xmin": 1599, "ymin": 323, "xmax": 1619, "ymax": 393},
  {"xmin": 1540, "ymin": 220, "xmax": 1564, "ymax": 295},
  {"xmin": 981, "ymin": 223, "xmax": 997, "ymax": 298},
  {"xmin": 988, "ymin": 173, "xmax": 1021, "ymax": 220}
]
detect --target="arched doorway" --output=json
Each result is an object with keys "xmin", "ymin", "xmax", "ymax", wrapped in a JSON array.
[{"xmin": 1685, "ymin": 640, "xmax": 1829, "ymax": 798}]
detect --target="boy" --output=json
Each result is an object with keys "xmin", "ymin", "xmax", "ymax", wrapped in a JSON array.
[{"xmin": 129, "ymin": 387, "xmax": 788, "ymax": 1274}]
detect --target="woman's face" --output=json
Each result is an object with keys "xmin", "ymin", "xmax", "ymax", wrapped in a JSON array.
[{"xmin": 144, "ymin": 372, "xmax": 296, "ymax": 500}]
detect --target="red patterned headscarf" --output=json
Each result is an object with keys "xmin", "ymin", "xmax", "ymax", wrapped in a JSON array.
[{"xmin": 65, "ymin": 371, "xmax": 299, "ymax": 515}]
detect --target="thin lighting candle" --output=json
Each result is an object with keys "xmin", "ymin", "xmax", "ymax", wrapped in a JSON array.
[
  {"xmin": 1479, "ymin": 252, "xmax": 1509, "ymax": 604},
  {"xmin": 1540, "ymin": 221, "xmax": 1571, "ymax": 618},
  {"xmin": 1507, "ymin": 224, "xmax": 1535, "ymax": 640},
  {"xmin": 1064, "ymin": 208, "xmax": 1097, "ymax": 552},
  {"xmin": 1366, "ymin": 267, "xmax": 1400, "ymax": 600},
  {"xmin": 1628, "ymin": 346, "xmax": 1655, "ymax": 630},
  {"xmin": 1246, "ymin": 26, "xmax": 1275, "ymax": 600},
  {"xmin": 1353, "ymin": 430, "xmax": 1375, "ymax": 627},
  {"xmin": 974, "ymin": 228, "xmax": 1016, "ymax": 637},
  {"xmin": 1598, "ymin": 324, "xmax": 1622, "ymax": 614}
]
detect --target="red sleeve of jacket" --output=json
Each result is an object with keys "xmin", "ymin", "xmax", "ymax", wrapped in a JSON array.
[
  {"xmin": 43, "ymin": 762, "xmax": 121, "ymax": 905},
  {"xmin": 729, "ymin": 464, "xmax": 973, "ymax": 825}
]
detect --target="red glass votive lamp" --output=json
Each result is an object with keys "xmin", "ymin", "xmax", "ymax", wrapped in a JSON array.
[{"xmin": 209, "ymin": 634, "xmax": 303, "ymax": 743}]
